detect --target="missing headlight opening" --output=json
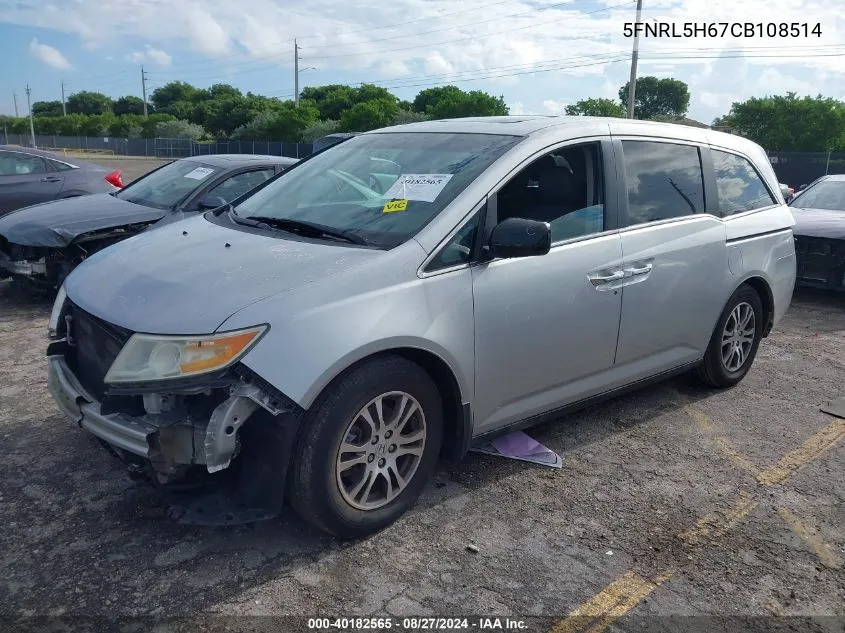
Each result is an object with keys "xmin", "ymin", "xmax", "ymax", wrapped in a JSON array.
[{"xmin": 47, "ymin": 308, "xmax": 302, "ymax": 524}]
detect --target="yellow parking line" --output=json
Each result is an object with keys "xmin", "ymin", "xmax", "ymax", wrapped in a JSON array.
[
  {"xmin": 776, "ymin": 506, "xmax": 843, "ymax": 569},
  {"xmin": 758, "ymin": 418, "xmax": 845, "ymax": 485},
  {"xmin": 679, "ymin": 491, "xmax": 758, "ymax": 546},
  {"xmin": 548, "ymin": 571, "xmax": 672, "ymax": 633},
  {"xmin": 684, "ymin": 405, "xmax": 761, "ymax": 477}
]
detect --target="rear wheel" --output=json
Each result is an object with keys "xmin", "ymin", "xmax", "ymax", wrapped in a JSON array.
[
  {"xmin": 697, "ymin": 284, "xmax": 764, "ymax": 388},
  {"xmin": 288, "ymin": 355, "xmax": 443, "ymax": 538}
]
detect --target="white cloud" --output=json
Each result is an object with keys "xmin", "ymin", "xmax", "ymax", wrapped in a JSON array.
[
  {"xmin": 508, "ymin": 101, "xmax": 526, "ymax": 115},
  {"xmin": 127, "ymin": 45, "xmax": 172, "ymax": 67},
  {"xmin": 542, "ymin": 99, "xmax": 568, "ymax": 114},
  {"xmin": 3, "ymin": 0, "xmax": 844, "ymax": 123},
  {"xmin": 28, "ymin": 38, "xmax": 71, "ymax": 69}
]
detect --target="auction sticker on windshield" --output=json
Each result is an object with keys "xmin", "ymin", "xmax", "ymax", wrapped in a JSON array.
[
  {"xmin": 383, "ymin": 174, "xmax": 453, "ymax": 203},
  {"xmin": 383, "ymin": 199, "xmax": 408, "ymax": 213},
  {"xmin": 183, "ymin": 167, "xmax": 216, "ymax": 180}
]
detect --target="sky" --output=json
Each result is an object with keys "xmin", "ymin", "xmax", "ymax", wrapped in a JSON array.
[{"xmin": 1, "ymin": 0, "xmax": 844, "ymax": 124}]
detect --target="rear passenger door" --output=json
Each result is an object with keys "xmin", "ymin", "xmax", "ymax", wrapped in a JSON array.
[{"xmin": 612, "ymin": 138, "xmax": 729, "ymax": 378}]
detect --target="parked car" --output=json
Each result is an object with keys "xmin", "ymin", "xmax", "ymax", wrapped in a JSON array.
[
  {"xmin": 0, "ymin": 154, "xmax": 297, "ymax": 289},
  {"xmin": 45, "ymin": 116, "xmax": 796, "ymax": 537},
  {"xmin": 788, "ymin": 174, "xmax": 845, "ymax": 291},
  {"xmin": 0, "ymin": 145, "xmax": 123, "ymax": 217}
]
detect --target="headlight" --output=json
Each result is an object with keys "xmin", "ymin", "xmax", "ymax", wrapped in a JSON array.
[
  {"xmin": 48, "ymin": 284, "xmax": 68, "ymax": 338},
  {"xmin": 104, "ymin": 325, "xmax": 268, "ymax": 384}
]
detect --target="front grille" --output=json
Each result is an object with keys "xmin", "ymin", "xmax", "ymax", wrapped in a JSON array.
[
  {"xmin": 794, "ymin": 236, "xmax": 845, "ymax": 288},
  {"xmin": 65, "ymin": 302, "xmax": 133, "ymax": 400}
]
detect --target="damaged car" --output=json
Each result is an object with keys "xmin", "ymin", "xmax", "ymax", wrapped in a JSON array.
[
  {"xmin": 46, "ymin": 117, "xmax": 795, "ymax": 538},
  {"xmin": 0, "ymin": 153, "xmax": 297, "ymax": 290},
  {"xmin": 789, "ymin": 174, "xmax": 845, "ymax": 291}
]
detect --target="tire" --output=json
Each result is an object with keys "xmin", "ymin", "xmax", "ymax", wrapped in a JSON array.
[
  {"xmin": 697, "ymin": 284, "xmax": 764, "ymax": 388},
  {"xmin": 288, "ymin": 355, "xmax": 443, "ymax": 538}
]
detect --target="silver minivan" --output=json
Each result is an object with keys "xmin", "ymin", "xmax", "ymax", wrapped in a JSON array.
[{"xmin": 46, "ymin": 116, "xmax": 796, "ymax": 537}]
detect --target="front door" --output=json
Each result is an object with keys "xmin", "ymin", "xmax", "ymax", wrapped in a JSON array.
[{"xmin": 471, "ymin": 140, "xmax": 624, "ymax": 435}]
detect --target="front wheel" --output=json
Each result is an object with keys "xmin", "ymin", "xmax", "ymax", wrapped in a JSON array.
[
  {"xmin": 697, "ymin": 284, "xmax": 764, "ymax": 388},
  {"xmin": 288, "ymin": 355, "xmax": 443, "ymax": 538}
]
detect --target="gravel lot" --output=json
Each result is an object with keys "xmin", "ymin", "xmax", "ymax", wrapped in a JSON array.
[{"xmin": 0, "ymin": 282, "xmax": 843, "ymax": 632}]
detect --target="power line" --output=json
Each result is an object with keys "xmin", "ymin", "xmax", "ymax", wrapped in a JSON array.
[
  {"xmin": 154, "ymin": 0, "xmax": 524, "ymax": 71},
  {"xmin": 298, "ymin": 0, "xmax": 600, "ymax": 52},
  {"xmin": 304, "ymin": 1, "xmax": 636, "ymax": 60}
]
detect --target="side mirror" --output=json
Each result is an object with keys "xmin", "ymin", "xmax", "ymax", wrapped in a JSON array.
[
  {"xmin": 197, "ymin": 195, "xmax": 228, "ymax": 210},
  {"xmin": 487, "ymin": 217, "xmax": 551, "ymax": 259}
]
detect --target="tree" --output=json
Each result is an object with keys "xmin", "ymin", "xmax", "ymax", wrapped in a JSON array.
[
  {"xmin": 412, "ymin": 86, "xmax": 464, "ymax": 114},
  {"xmin": 231, "ymin": 103, "xmax": 320, "ymax": 141},
  {"xmin": 113, "ymin": 96, "xmax": 147, "ymax": 116},
  {"xmin": 618, "ymin": 76, "xmax": 690, "ymax": 120},
  {"xmin": 32, "ymin": 101, "xmax": 64, "ymax": 117},
  {"xmin": 150, "ymin": 81, "xmax": 200, "ymax": 111},
  {"xmin": 721, "ymin": 93, "xmax": 845, "ymax": 151},
  {"xmin": 427, "ymin": 90, "xmax": 509, "ymax": 119},
  {"xmin": 155, "ymin": 119, "xmax": 206, "ymax": 140},
  {"xmin": 300, "ymin": 119, "xmax": 341, "ymax": 142},
  {"xmin": 339, "ymin": 99, "xmax": 399, "ymax": 132},
  {"xmin": 565, "ymin": 98, "xmax": 625, "ymax": 118},
  {"xmin": 66, "ymin": 91, "xmax": 113, "ymax": 116},
  {"xmin": 300, "ymin": 85, "xmax": 357, "ymax": 120},
  {"xmin": 391, "ymin": 110, "xmax": 428, "ymax": 126}
]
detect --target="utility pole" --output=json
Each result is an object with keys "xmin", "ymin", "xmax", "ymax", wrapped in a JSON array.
[
  {"xmin": 294, "ymin": 39, "xmax": 300, "ymax": 107},
  {"xmin": 13, "ymin": 91, "xmax": 19, "ymax": 117},
  {"xmin": 25, "ymin": 84, "xmax": 36, "ymax": 147},
  {"xmin": 61, "ymin": 81, "xmax": 67, "ymax": 116},
  {"xmin": 626, "ymin": 0, "xmax": 644, "ymax": 119},
  {"xmin": 141, "ymin": 65, "xmax": 149, "ymax": 117}
]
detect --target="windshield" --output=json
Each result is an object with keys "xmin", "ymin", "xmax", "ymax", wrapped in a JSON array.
[
  {"xmin": 790, "ymin": 180, "xmax": 845, "ymax": 211},
  {"xmin": 232, "ymin": 132, "xmax": 521, "ymax": 249},
  {"xmin": 116, "ymin": 160, "xmax": 219, "ymax": 210}
]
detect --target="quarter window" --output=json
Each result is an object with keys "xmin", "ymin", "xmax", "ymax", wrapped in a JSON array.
[
  {"xmin": 427, "ymin": 212, "xmax": 481, "ymax": 271},
  {"xmin": 48, "ymin": 159, "xmax": 75, "ymax": 172},
  {"xmin": 711, "ymin": 149, "xmax": 776, "ymax": 216},
  {"xmin": 622, "ymin": 141, "xmax": 705, "ymax": 225}
]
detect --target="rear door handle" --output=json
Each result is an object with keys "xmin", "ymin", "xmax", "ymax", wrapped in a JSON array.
[
  {"xmin": 588, "ymin": 270, "xmax": 625, "ymax": 287},
  {"xmin": 40, "ymin": 176, "xmax": 62, "ymax": 182}
]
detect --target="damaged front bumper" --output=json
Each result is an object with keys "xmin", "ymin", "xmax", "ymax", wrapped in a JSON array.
[
  {"xmin": 47, "ymin": 353, "xmax": 304, "ymax": 525},
  {"xmin": 0, "ymin": 250, "xmax": 46, "ymax": 277}
]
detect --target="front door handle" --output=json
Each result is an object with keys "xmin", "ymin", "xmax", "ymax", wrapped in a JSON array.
[
  {"xmin": 588, "ymin": 270, "xmax": 625, "ymax": 287},
  {"xmin": 40, "ymin": 176, "xmax": 62, "ymax": 182},
  {"xmin": 624, "ymin": 263, "xmax": 653, "ymax": 276}
]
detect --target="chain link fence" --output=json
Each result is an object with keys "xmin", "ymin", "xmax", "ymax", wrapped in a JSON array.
[
  {"xmin": 1, "ymin": 130, "xmax": 841, "ymax": 186},
  {"xmin": 1, "ymin": 133, "xmax": 313, "ymax": 160}
]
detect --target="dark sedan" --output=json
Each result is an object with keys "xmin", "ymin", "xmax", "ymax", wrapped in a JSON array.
[
  {"xmin": 0, "ymin": 146, "xmax": 124, "ymax": 216},
  {"xmin": 789, "ymin": 174, "xmax": 845, "ymax": 291},
  {"xmin": 0, "ymin": 153, "xmax": 297, "ymax": 290}
]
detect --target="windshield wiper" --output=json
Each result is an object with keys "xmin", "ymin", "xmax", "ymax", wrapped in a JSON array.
[{"xmin": 245, "ymin": 216, "xmax": 368, "ymax": 245}]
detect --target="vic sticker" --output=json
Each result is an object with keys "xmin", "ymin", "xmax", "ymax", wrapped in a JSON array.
[
  {"xmin": 383, "ymin": 174, "xmax": 453, "ymax": 203},
  {"xmin": 383, "ymin": 199, "xmax": 408, "ymax": 213},
  {"xmin": 183, "ymin": 167, "xmax": 215, "ymax": 180}
]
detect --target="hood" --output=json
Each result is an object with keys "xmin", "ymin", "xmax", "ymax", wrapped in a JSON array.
[
  {"xmin": 790, "ymin": 207, "xmax": 845, "ymax": 240},
  {"xmin": 64, "ymin": 214, "xmax": 383, "ymax": 335},
  {"xmin": 0, "ymin": 194, "xmax": 166, "ymax": 247}
]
